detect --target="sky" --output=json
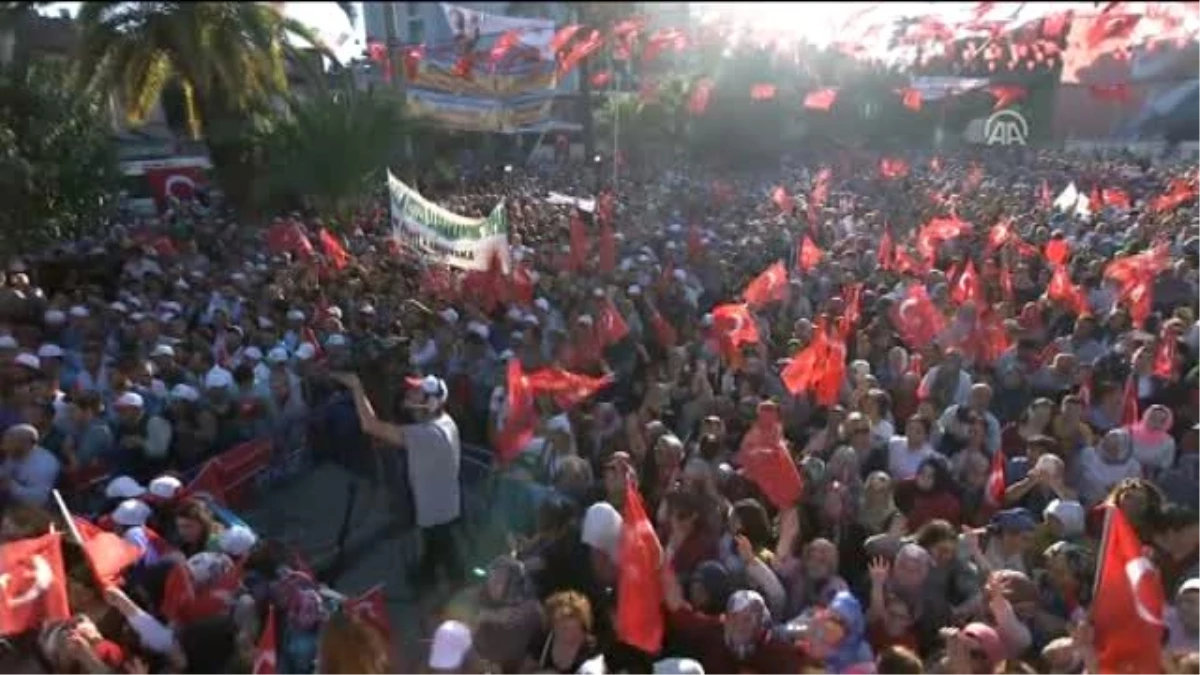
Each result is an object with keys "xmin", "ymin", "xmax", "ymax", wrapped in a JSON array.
[{"xmin": 43, "ymin": 2, "xmax": 366, "ymax": 63}]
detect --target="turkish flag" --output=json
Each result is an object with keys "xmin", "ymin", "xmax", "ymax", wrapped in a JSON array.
[
  {"xmin": 1045, "ymin": 238, "xmax": 1071, "ymax": 266},
  {"xmin": 649, "ymin": 310, "xmax": 678, "ymax": 349},
  {"xmin": 951, "ymin": 259, "xmax": 981, "ymax": 306},
  {"xmin": 145, "ymin": 166, "xmax": 206, "ymax": 212},
  {"xmin": 161, "ymin": 561, "xmax": 241, "ymax": 625},
  {"xmin": 988, "ymin": 84, "xmax": 1027, "ymax": 110},
  {"xmin": 750, "ymin": 83, "xmax": 777, "ymax": 100},
  {"xmin": 616, "ymin": 479, "xmax": 664, "ymax": 653},
  {"xmin": 797, "ymin": 236, "xmax": 824, "ymax": 273},
  {"xmin": 1154, "ymin": 328, "xmax": 1178, "ymax": 381},
  {"xmin": 736, "ymin": 403, "xmax": 803, "ymax": 509},
  {"xmin": 891, "ymin": 284, "xmax": 946, "ymax": 349},
  {"xmin": 1151, "ymin": 178, "xmax": 1197, "ymax": 213},
  {"xmin": 253, "ymin": 606, "xmax": 278, "ymax": 674},
  {"xmin": 597, "ymin": 298, "xmax": 630, "ymax": 346},
  {"xmin": 1119, "ymin": 375, "xmax": 1140, "ymax": 428},
  {"xmin": 986, "ymin": 219, "xmax": 1017, "ymax": 254},
  {"xmin": 0, "ymin": 533, "xmax": 70, "ymax": 636},
  {"xmin": 510, "ymin": 262, "xmax": 534, "ymax": 307},
  {"xmin": 73, "ymin": 516, "xmax": 142, "ymax": 587},
  {"xmin": 743, "ymin": 261, "xmax": 788, "ymax": 308},
  {"xmin": 344, "ymin": 585, "xmax": 393, "ymax": 645},
  {"xmin": 984, "ymin": 447, "xmax": 1006, "ymax": 508},
  {"xmin": 1093, "ymin": 505, "xmax": 1165, "ymax": 673},
  {"xmin": 598, "ymin": 223, "xmax": 616, "ymax": 274},
  {"xmin": 526, "ymin": 368, "xmax": 612, "ymax": 409},
  {"xmin": 879, "ymin": 157, "xmax": 910, "ymax": 179},
  {"xmin": 877, "ymin": 227, "xmax": 895, "ymax": 270},
  {"xmin": 1047, "ymin": 265, "xmax": 1089, "ymax": 316},
  {"xmin": 1102, "ymin": 188, "xmax": 1131, "ymax": 210},
  {"xmin": 569, "ymin": 211, "xmax": 589, "ymax": 272},
  {"xmin": 710, "ymin": 303, "xmax": 760, "ymax": 364},
  {"xmin": 917, "ymin": 215, "xmax": 969, "ymax": 261},
  {"xmin": 687, "ymin": 223, "xmax": 704, "ymax": 261},
  {"xmin": 900, "ymin": 87, "xmax": 922, "ymax": 111},
  {"xmin": 211, "ymin": 438, "xmax": 273, "ymax": 508},
  {"xmin": 185, "ymin": 459, "xmax": 229, "ymax": 504},
  {"xmin": 319, "ymin": 229, "xmax": 350, "ymax": 270},
  {"xmin": 771, "ymin": 186, "xmax": 795, "ymax": 214},
  {"xmin": 689, "ymin": 78, "xmax": 714, "ymax": 115},
  {"xmin": 782, "ymin": 323, "xmax": 830, "ymax": 396},
  {"xmin": 804, "ymin": 87, "xmax": 838, "ymax": 111},
  {"xmin": 494, "ymin": 358, "xmax": 536, "ymax": 464}
]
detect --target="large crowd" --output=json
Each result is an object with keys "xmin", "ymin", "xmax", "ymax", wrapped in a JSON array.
[{"xmin": 0, "ymin": 145, "xmax": 1197, "ymax": 675}]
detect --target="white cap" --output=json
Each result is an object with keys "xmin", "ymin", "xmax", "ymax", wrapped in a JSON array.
[
  {"xmin": 408, "ymin": 375, "xmax": 449, "ymax": 403},
  {"xmin": 286, "ymin": 309, "xmax": 305, "ymax": 321},
  {"xmin": 535, "ymin": 298, "xmax": 550, "ymax": 311},
  {"xmin": 467, "ymin": 322, "xmax": 489, "ymax": 340},
  {"xmin": 428, "ymin": 620, "xmax": 472, "ymax": 671},
  {"xmin": 151, "ymin": 344, "xmax": 175, "ymax": 358},
  {"xmin": 439, "ymin": 308, "xmax": 460, "ymax": 324},
  {"xmin": 326, "ymin": 334, "xmax": 347, "ymax": 347},
  {"xmin": 0, "ymin": 335, "xmax": 16, "ymax": 349},
  {"xmin": 243, "ymin": 346, "xmax": 264, "ymax": 361},
  {"xmin": 581, "ymin": 502, "xmax": 623, "ymax": 561},
  {"xmin": 701, "ymin": 313, "xmax": 714, "ymax": 327},
  {"xmin": 105, "ymin": 476, "xmax": 147, "ymax": 499},
  {"xmin": 169, "ymin": 384, "xmax": 200, "ymax": 402},
  {"xmin": 654, "ymin": 658, "xmax": 705, "ymax": 674},
  {"xmin": 109, "ymin": 301, "xmax": 128, "ymax": 313},
  {"xmin": 112, "ymin": 499, "xmax": 152, "ymax": 527},
  {"xmin": 148, "ymin": 475, "xmax": 183, "ymax": 499},
  {"xmin": 68, "ymin": 306, "xmax": 89, "ymax": 318},
  {"xmin": 204, "ymin": 367, "xmax": 233, "ymax": 389},
  {"xmin": 325, "ymin": 306, "xmax": 343, "ymax": 319},
  {"xmin": 217, "ymin": 525, "xmax": 258, "ymax": 557},
  {"xmin": 576, "ymin": 314, "xmax": 594, "ymax": 326},
  {"xmin": 523, "ymin": 314, "xmax": 539, "ymax": 326},
  {"xmin": 257, "ymin": 316, "xmax": 273, "ymax": 329},
  {"xmin": 578, "ymin": 655, "xmax": 608, "ymax": 674},
  {"xmin": 13, "ymin": 353, "xmax": 40, "ymax": 370},
  {"xmin": 36, "ymin": 344, "xmax": 63, "ymax": 359},
  {"xmin": 627, "ymin": 285, "xmax": 641, "ymax": 296},
  {"xmin": 1179, "ymin": 578, "xmax": 1200, "ymax": 596},
  {"xmin": 506, "ymin": 307, "xmax": 523, "ymax": 322},
  {"xmin": 672, "ymin": 269, "xmax": 687, "ymax": 281},
  {"xmin": 359, "ymin": 303, "xmax": 376, "ymax": 315},
  {"xmin": 592, "ymin": 288, "xmax": 605, "ymax": 298},
  {"xmin": 295, "ymin": 343, "xmax": 317, "ymax": 361},
  {"xmin": 267, "ymin": 347, "xmax": 289, "ymax": 363},
  {"xmin": 43, "ymin": 310, "xmax": 66, "ymax": 325},
  {"xmin": 115, "ymin": 392, "xmax": 145, "ymax": 408}
]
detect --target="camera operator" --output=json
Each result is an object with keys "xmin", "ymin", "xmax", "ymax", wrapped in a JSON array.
[{"xmin": 329, "ymin": 370, "xmax": 465, "ymax": 594}]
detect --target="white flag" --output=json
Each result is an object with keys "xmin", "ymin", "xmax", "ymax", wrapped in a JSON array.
[{"xmin": 1054, "ymin": 182, "xmax": 1080, "ymax": 212}]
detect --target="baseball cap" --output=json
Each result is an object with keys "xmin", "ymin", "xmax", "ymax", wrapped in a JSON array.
[
  {"xmin": 404, "ymin": 375, "xmax": 448, "ymax": 403},
  {"xmin": 105, "ymin": 475, "xmax": 147, "ymax": 499},
  {"xmin": 112, "ymin": 499, "xmax": 152, "ymax": 527},
  {"xmin": 991, "ymin": 507, "xmax": 1037, "ymax": 533},
  {"xmin": 428, "ymin": 620, "xmax": 472, "ymax": 671}
]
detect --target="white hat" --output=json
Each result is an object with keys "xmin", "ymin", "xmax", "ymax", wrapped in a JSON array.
[
  {"xmin": 169, "ymin": 383, "xmax": 201, "ymax": 402},
  {"xmin": 592, "ymin": 288, "xmax": 605, "ymax": 298},
  {"xmin": 578, "ymin": 655, "xmax": 608, "ymax": 674},
  {"xmin": 581, "ymin": 502, "xmax": 623, "ymax": 561},
  {"xmin": 534, "ymin": 298, "xmax": 550, "ymax": 312},
  {"xmin": 1179, "ymin": 578, "xmax": 1200, "ymax": 596},
  {"xmin": 627, "ymin": 284, "xmax": 642, "ymax": 296},
  {"xmin": 175, "ymin": 279, "xmax": 190, "ymax": 290},
  {"xmin": 151, "ymin": 344, "xmax": 175, "ymax": 358},
  {"xmin": 295, "ymin": 343, "xmax": 317, "ymax": 361},
  {"xmin": 243, "ymin": 346, "xmax": 264, "ymax": 361},
  {"xmin": 506, "ymin": 307, "xmax": 523, "ymax": 322},
  {"xmin": 576, "ymin": 314, "xmax": 594, "ymax": 326},
  {"xmin": 130, "ymin": 312, "xmax": 146, "ymax": 322},
  {"xmin": 112, "ymin": 499, "xmax": 152, "ymax": 527},
  {"xmin": 257, "ymin": 316, "xmax": 274, "ymax": 329},
  {"xmin": 43, "ymin": 310, "xmax": 66, "ymax": 325},
  {"xmin": 407, "ymin": 375, "xmax": 449, "ymax": 403},
  {"xmin": 428, "ymin": 620, "xmax": 472, "ymax": 671},
  {"xmin": 326, "ymin": 333, "xmax": 347, "ymax": 347},
  {"xmin": 467, "ymin": 322, "xmax": 490, "ymax": 340},
  {"xmin": 439, "ymin": 308, "xmax": 460, "ymax": 324},
  {"xmin": 701, "ymin": 313, "xmax": 714, "ymax": 327},
  {"xmin": 325, "ymin": 306, "xmax": 343, "ymax": 319},
  {"xmin": 523, "ymin": 314, "xmax": 540, "ymax": 326},
  {"xmin": 68, "ymin": 306, "xmax": 89, "ymax": 318},
  {"xmin": 114, "ymin": 391, "xmax": 145, "ymax": 408},
  {"xmin": 13, "ymin": 353, "xmax": 40, "ymax": 370},
  {"xmin": 654, "ymin": 658, "xmax": 705, "ymax": 674},
  {"xmin": 109, "ymin": 301, "xmax": 128, "ymax": 313},
  {"xmin": 105, "ymin": 476, "xmax": 147, "ymax": 499},
  {"xmin": 672, "ymin": 269, "xmax": 687, "ymax": 281},
  {"xmin": 36, "ymin": 344, "xmax": 63, "ymax": 359},
  {"xmin": 267, "ymin": 347, "xmax": 289, "ymax": 363},
  {"xmin": 359, "ymin": 303, "xmax": 376, "ymax": 315},
  {"xmin": 204, "ymin": 368, "xmax": 233, "ymax": 389},
  {"xmin": 286, "ymin": 309, "xmax": 305, "ymax": 322},
  {"xmin": 148, "ymin": 475, "xmax": 183, "ymax": 500},
  {"xmin": 0, "ymin": 335, "xmax": 16, "ymax": 349},
  {"xmin": 217, "ymin": 525, "xmax": 258, "ymax": 557}
]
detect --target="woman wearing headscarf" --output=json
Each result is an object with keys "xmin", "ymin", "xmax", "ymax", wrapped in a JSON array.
[
  {"xmin": 1079, "ymin": 428, "xmax": 1143, "ymax": 505},
  {"xmin": 662, "ymin": 581, "xmax": 801, "ymax": 674},
  {"xmin": 895, "ymin": 457, "xmax": 962, "ymax": 530},
  {"xmin": 687, "ymin": 560, "xmax": 732, "ymax": 616},
  {"xmin": 1032, "ymin": 541, "xmax": 1093, "ymax": 640},
  {"xmin": 474, "ymin": 556, "xmax": 545, "ymax": 673},
  {"xmin": 857, "ymin": 471, "xmax": 905, "ymax": 537},
  {"xmin": 1130, "ymin": 404, "xmax": 1177, "ymax": 476},
  {"xmin": 783, "ymin": 590, "xmax": 875, "ymax": 674}
]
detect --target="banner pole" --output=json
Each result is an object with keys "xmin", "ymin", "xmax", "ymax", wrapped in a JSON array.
[{"xmin": 52, "ymin": 489, "xmax": 86, "ymax": 546}]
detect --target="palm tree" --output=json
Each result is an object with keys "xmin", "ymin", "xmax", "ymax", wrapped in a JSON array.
[{"xmin": 73, "ymin": 2, "xmax": 350, "ymax": 211}]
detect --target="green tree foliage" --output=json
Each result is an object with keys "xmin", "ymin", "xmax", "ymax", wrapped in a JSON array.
[
  {"xmin": 0, "ymin": 59, "xmax": 119, "ymax": 253},
  {"xmin": 255, "ymin": 89, "xmax": 417, "ymax": 222},
  {"xmin": 73, "ymin": 2, "xmax": 340, "ymax": 212}
]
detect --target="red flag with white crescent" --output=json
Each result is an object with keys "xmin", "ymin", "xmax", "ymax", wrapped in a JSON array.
[
  {"xmin": 1093, "ymin": 506, "xmax": 1165, "ymax": 673},
  {"xmin": 0, "ymin": 533, "xmax": 70, "ymax": 636}
]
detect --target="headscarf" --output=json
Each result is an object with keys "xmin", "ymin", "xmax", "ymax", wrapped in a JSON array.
[
  {"xmin": 824, "ymin": 591, "xmax": 875, "ymax": 674},
  {"xmin": 724, "ymin": 590, "xmax": 770, "ymax": 660},
  {"xmin": 1130, "ymin": 404, "xmax": 1173, "ymax": 447},
  {"xmin": 1099, "ymin": 428, "xmax": 1135, "ymax": 465}
]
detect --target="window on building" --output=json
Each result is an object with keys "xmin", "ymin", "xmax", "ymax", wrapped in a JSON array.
[{"xmin": 408, "ymin": 19, "xmax": 424, "ymax": 44}]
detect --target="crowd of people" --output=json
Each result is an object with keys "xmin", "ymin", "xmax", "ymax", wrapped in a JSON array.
[{"xmin": 0, "ymin": 144, "xmax": 1197, "ymax": 675}]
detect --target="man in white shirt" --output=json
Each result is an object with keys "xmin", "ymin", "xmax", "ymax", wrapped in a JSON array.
[{"xmin": 0, "ymin": 423, "xmax": 61, "ymax": 507}]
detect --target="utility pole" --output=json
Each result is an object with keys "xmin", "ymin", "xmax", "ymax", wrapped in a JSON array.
[{"xmin": 382, "ymin": 2, "xmax": 414, "ymax": 179}]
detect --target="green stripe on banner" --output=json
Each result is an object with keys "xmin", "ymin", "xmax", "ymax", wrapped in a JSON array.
[{"xmin": 387, "ymin": 171, "xmax": 507, "ymax": 241}]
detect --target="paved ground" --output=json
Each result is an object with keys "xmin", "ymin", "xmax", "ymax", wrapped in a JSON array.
[{"xmin": 238, "ymin": 449, "xmax": 501, "ymax": 669}]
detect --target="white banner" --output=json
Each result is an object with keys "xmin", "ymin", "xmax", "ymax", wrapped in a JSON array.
[
  {"xmin": 440, "ymin": 3, "xmax": 557, "ymax": 59},
  {"xmin": 388, "ymin": 171, "xmax": 509, "ymax": 272},
  {"xmin": 544, "ymin": 191, "xmax": 595, "ymax": 213}
]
